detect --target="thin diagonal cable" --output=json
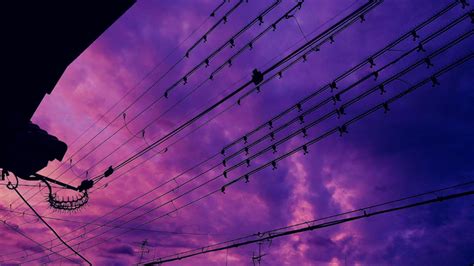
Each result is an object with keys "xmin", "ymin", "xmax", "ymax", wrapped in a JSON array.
[
  {"xmin": 220, "ymin": 0, "xmax": 465, "ymax": 153},
  {"xmin": 221, "ymin": 53, "xmax": 474, "ymax": 190},
  {"xmin": 7, "ymin": 0, "xmax": 252, "ymax": 217},
  {"xmin": 44, "ymin": 2, "xmax": 466, "ymax": 258},
  {"xmin": 3, "ymin": 0, "xmax": 386, "ymax": 258},
  {"xmin": 0, "ymin": 219, "xmax": 75, "ymax": 264},
  {"xmin": 46, "ymin": 0, "xmax": 230, "ymax": 178},
  {"xmin": 52, "ymin": 0, "xmax": 283, "ymax": 183},
  {"xmin": 2, "ymin": 3, "xmax": 456, "ymax": 256},
  {"xmin": 83, "ymin": 1, "xmax": 303, "ymax": 179},
  {"xmin": 222, "ymin": 16, "xmax": 473, "ymax": 165},
  {"xmin": 186, "ymin": 0, "xmax": 246, "ymax": 56},
  {"xmin": 44, "ymin": 0, "xmax": 243, "ymax": 183},
  {"xmin": 5, "ymin": 0, "xmax": 230, "ymax": 217},
  {"xmin": 14, "ymin": 0, "xmax": 380, "ymax": 212},
  {"xmin": 90, "ymin": 0, "xmax": 374, "ymax": 190},
  {"xmin": 223, "ymin": 31, "xmax": 474, "ymax": 174},
  {"xmin": 11, "ymin": 2, "xmax": 400, "ymax": 256},
  {"xmin": 209, "ymin": 0, "xmax": 304, "ymax": 78},
  {"xmin": 143, "ymin": 181, "xmax": 474, "ymax": 264},
  {"xmin": 31, "ymin": 40, "xmax": 472, "ymax": 265},
  {"xmin": 12, "ymin": 186, "xmax": 91, "ymax": 265},
  {"xmin": 92, "ymin": 0, "xmax": 382, "ymax": 184},
  {"xmin": 0, "ymin": 207, "xmax": 225, "ymax": 237}
]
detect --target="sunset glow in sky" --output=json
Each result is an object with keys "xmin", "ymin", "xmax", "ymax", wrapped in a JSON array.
[{"xmin": 1, "ymin": 0, "xmax": 473, "ymax": 265}]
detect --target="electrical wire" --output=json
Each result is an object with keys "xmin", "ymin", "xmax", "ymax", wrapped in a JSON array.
[
  {"xmin": 220, "ymin": 0, "xmax": 464, "ymax": 154},
  {"xmin": 221, "ymin": 19, "xmax": 474, "ymax": 168},
  {"xmin": 0, "ymin": 218, "xmax": 75, "ymax": 264},
  {"xmin": 44, "ymin": 1, "xmax": 232, "ymax": 179},
  {"xmin": 81, "ymin": 0, "xmax": 304, "ymax": 182},
  {"xmin": 142, "ymin": 181, "xmax": 474, "ymax": 264},
  {"xmin": 221, "ymin": 53, "xmax": 474, "ymax": 190},
  {"xmin": 0, "ymin": 206, "xmax": 225, "ymax": 237},
  {"xmin": 10, "ymin": 182, "xmax": 91, "ymax": 265},
  {"xmin": 50, "ymin": 0, "xmax": 284, "ymax": 185},
  {"xmin": 0, "ymin": 2, "xmax": 460, "ymax": 260},
  {"xmin": 26, "ymin": 36, "xmax": 473, "ymax": 265},
  {"xmin": 3, "ymin": 0, "xmax": 235, "ymax": 219},
  {"xmin": 90, "ymin": 0, "xmax": 382, "ymax": 184}
]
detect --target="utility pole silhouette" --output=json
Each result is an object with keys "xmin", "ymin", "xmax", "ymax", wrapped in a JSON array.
[
  {"xmin": 138, "ymin": 239, "xmax": 150, "ymax": 264},
  {"xmin": 252, "ymin": 242, "xmax": 266, "ymax": 266}
]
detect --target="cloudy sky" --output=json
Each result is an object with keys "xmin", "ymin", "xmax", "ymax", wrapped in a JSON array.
[{"xmin": 1, "ymin": 0, "xmax": 473, "ymax": 265}]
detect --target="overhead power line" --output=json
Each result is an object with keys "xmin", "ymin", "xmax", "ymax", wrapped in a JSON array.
[
  {"xmin": 221, "ymin": 25, "xmax": 474, "ymax": 171},
  {"xmin": 12, "ymin": 3, "xmax": 385, "ymax": 263},
  {"xmin": 45, "ymin": 0, "xmax": 283, "ymax": 190},
  {"xmin": 44, "ymin": 0, "xmax": 235, "ymax": 180},
  {"xmin": 142, "ymin": 181, "xmax": 474, "ymax": 264},
  {"xmin": 91, "ymin": 0, "xmax": 382, "ymax": 184},
  {"xmin": 6, "ymin": 177, "xmax": 91, "ymax": 265},
  {"xmin": 0, "ymin": 2, "xmax": 313, "ymax": 258},
  {"xmin": 0, "ymin": 216, "xmax": 75, "ymax": 264},
  {"xmin": 2, "ymin": 2, "xmax": 462, "ymax": 261},
  {"xmin": 221, "ymin": 53, "xmax": 473, "ymax": 192},
  {"xmin": 78, "ymin": 0, "xmax": 301, "ymax": 181},
  {"xmin": 3, "ymin": 0, "xmax": 236, "ymax": 219},
  {"xmin": 185, "ymin": 0, "xmax": 247, "ymax": 56},
  {"xmin": 220, "ymin": 0, "xmax": 467, "ymax": 154},
  {"xmin": 31, "ymin": 44, "xmax": 473, "ymax": 265},
  {"xmin": 0, "ymin": 206, "xmax": 223, "ymax": 237}
]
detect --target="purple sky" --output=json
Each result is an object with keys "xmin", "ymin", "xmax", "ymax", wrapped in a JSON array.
[{"xmin": 1, "ymin": 0, "xmax": 473, "ymax": 265}]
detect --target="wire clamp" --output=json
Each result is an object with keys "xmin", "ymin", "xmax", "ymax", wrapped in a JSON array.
[
  {"xmin": 417, "ymin": 43, "xmax": 426, "ymax": 53},
  {"xmin": 302, "ymin": 128, "xmax": 308, "ymax": 137},
  {"xmin": 244, "ymin": 174, "xmax": 250, "ymax": 183},
  {"xmin": 368, "ymin": 57, "xmax": 376, "ymax": 68},
  {"xmin": 431, "ymin": 76, "xmax": 440, "ymax": 87},
  {"xmin": 336, "ymin": 106, "xmax": 346, "ymax": 118},
  {"xmin": 338, "ymin": 125, "xmax": 348, "ymax": 136},
  {"xmin": 298, "ymin": 115, "xmax": 305, "ymax": 124},
  {"xmin": 296, "ymin": 103, "xmax": 303, "ymax": 112},
  {"xmin": 424, "ymin": 57, "xmax": 434, "ymax": 68},
  {"xmin": 244, "ymin": 147, "xmax": 249, "ymax": 155},
  {"xmin": 302, "ymin": 145, "xmax": 309, "ymax": 155},
  {"xmin": 379, "ymin": 84, "xmax": 386, "ymax": 95},
  {"xmin": 382, "ymin": 102, "xmax": 390, "ymax": 113},
  {"xmin": 271, "ymin": 161, "xmax": 277, "ymax": 170},
  {"xmin": 411, "ymin": 30, "xmax": 420, "ymax": 41},
  {"xmin": 270, "ymin": 132, "xmax": 275, "ymax": 141},
  {"xmin": 373, "ymin": 70, "xmax": 379, "ymax": 81},
  {"xmin": 332, "ymin": 94, "xmax": 341, "ymax": 105}
]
